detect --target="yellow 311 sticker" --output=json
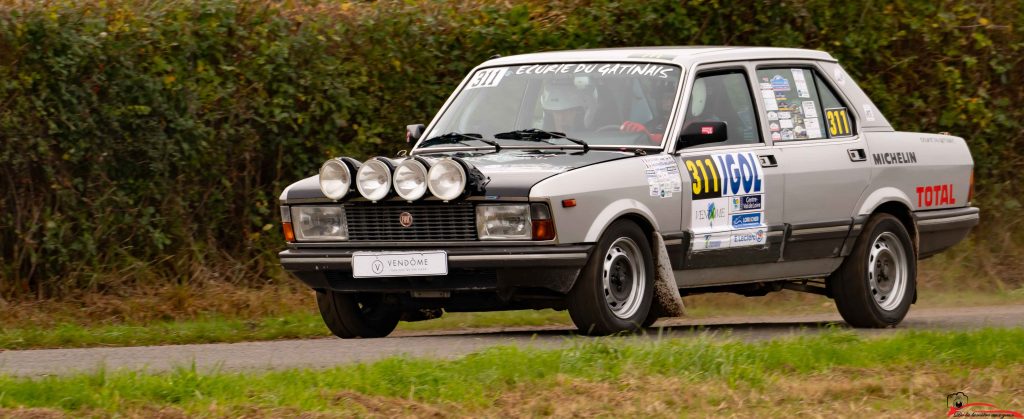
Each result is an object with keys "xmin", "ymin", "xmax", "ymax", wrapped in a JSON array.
[
  {"xmin": 824, "ymin": 107, "xmax": 853, "ymax": 137},
  {"xmin": 683, "ymin": 156, "xmax": 721, "ymax": 199}
]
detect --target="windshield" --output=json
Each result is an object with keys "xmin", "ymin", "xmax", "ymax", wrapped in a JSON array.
[{"xmin": 421, "ymin": 62, "xmax": 683, "ymax": 149}]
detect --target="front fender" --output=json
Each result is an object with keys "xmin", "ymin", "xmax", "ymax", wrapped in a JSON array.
[
  {"xmin": 584, "ymin": 199, "xmax": 661, "ymax": 242},
  {"xmin": 530, "ymin": 155, "xmax": 683, "ymax": 244}
]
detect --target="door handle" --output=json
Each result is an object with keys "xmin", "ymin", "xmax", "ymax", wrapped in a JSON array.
[
  {"xmin": 848, "ymin": 148, "xmax": 867, "ymax": 162},
  {"xmin": 758, "ymin": 154, "xmax": 778, "ymax": 168}
]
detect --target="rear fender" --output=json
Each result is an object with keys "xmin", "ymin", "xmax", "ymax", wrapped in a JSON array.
[{"xmin": 857, "ymin": 187, "xmax": 914, "ymax": 217}]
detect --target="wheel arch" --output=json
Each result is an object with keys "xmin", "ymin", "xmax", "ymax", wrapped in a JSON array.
[
  {"xmin": 583, "ymin": 199, "xmax": 661, "ymax": 244},
  {"xmin": 855, "ymin": 186, "xmax": 918, "ymax": 256},
  {"xmin": 866, "ymin": 200, "xmax": 918, "ymax": 258}
]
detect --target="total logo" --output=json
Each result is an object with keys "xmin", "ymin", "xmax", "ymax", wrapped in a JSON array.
[{"xmin": 917, "ymin": 184, "xmax": 956, "ymax": 208}]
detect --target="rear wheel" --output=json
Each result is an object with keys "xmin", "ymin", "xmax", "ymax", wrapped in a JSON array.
[
  {"xmin": 316, "ymin": 291, "xmax": 401, "ymax": 338},
  {"xmin": 829, "ymin": 214, "xmax": 916, "ymax": 328},
  {"xmin": 568, "ymin": 220, "xmax": 655, "ymax": 335}
]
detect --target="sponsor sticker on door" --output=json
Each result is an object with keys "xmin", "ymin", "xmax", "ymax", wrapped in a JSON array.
[
  {"xmin": 731, "ymin": 194, "xmax": 762, "ymax": 212},
  {"xmin": 685, "ymin": 152, "xmax": 768, "ymax": 250},
  {"xmin": 732, "ymin": 213, "xmax": 762, "ymax": 229},
  {"xmin": 731, "ymin": 228, "xmax": 766, "ymax": 246},
  {"xmin": 692, "ymin": 231, "xmax": 732, "ymax": 251}
]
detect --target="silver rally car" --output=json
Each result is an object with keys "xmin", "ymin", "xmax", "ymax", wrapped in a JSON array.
[{"xmin": 278, "ymin": 47, "xmax": 979, "ymax": 338}]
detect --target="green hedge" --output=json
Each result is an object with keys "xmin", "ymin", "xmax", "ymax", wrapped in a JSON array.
[{"xmin": 1, "ymin": 0, "xmax": 1021, "ymax": 297}]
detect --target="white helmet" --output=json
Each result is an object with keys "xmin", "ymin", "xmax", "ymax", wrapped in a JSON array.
[
  {"xmin": 541, "ymin": 78, "xmax": 592, "ymax": 111},
  {"xmin": 689, "ymin": 78, "xmax": 707, "ymax": 117}
]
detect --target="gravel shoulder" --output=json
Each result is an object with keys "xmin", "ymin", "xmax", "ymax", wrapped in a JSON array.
[{"xmin": 2, "ymin": 305, "xmax": 1022, "ymax": 377}]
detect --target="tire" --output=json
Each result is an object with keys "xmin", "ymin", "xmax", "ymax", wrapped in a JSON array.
[
  {"xmin": 641, "ymin": 312, "xmax": 659, "ymax": 328},
  {"xmin": 568, "ymin": 220, "xmax": 655, "ymax": 336},
  {"xmin": 829, "ymin": 214, "xmax": 916, "ymax": 328},
  {"xmin": 315, "ymin": 291, "xmax": 401, "ymax": 338}
]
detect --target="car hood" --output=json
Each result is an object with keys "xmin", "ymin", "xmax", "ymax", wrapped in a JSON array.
[
  {"xmin": 280, "ymin": 149, "xmax": 637, "ymax": 201},
  {"xmin": 443, "ymin": 149, "xmax": 635, "ymax": 196}
]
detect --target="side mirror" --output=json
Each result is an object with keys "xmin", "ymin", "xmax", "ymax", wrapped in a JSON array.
[
  {"xmin": 677, "ymin": 121, "xmax": 727, "ymax": 150},
  {"xmin": 406, "ymin": 124, "xmax": 425, "ymax": 143}
]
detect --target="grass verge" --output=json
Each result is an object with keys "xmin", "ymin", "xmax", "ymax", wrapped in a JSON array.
[
  {"xmin": 1, "ymin": 328, "xmax": 1022, "ymax": 417},
  {"xmin": 0, "ymin": 313, "xmax": 329, "ymax": 350}
]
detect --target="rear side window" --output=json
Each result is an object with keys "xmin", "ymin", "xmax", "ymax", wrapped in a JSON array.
[
  {"xmin": 815, "ymin": 75, "xmax": 856, "ymax": 138},
  {"xmin": 756, "ymin": 67, "xmax": 855, "ymax": 141}
]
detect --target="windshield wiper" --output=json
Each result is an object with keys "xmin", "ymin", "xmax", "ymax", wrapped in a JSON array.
[
  {"xmin": 420, "ymin": 132, "xmax": 501, "ymax": 151},
  {"xmin": 493, "ymin": 129, "xmax": 589, "ymax": 152}
]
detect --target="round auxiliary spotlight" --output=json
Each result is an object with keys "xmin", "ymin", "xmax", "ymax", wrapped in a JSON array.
[
  {"xmin": 356, "ymin": 158, "xmax": 393, "ymax": 202},
  {"xmin": 392, "ymin": 158, "xmax": 430, "ymax": 201},
  {"xmin": 319, "ymin": 158, "xmax": 352, "ymax": 200},
  {"xmin": 427, "ymin": 158, "xmax": 467, "ymax": 201}
]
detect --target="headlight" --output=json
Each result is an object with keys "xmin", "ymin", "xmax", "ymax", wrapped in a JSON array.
[
  {"xmin": 319, "ymin": 158, "xmax": 352, "ymax": 200},
  {"xmin": 356, "ymin": 158, "xmax": 393, "ymax": 202},
  {"xmin": 393, "ymin": 159, "xmax": 429, "ymax": 201},
  {"xmin": 427, "ymin": 158, "xmax": 467, "ymax": 201},
  {"xmin": 291, "ymin": 206, "xmax": 348, "ymax": 241},
  {"xmin": 476, "ymin": 204, "xmax": 531, "ymax": 240}
]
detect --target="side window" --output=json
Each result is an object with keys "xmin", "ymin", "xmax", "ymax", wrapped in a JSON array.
[
  {"xmin": 683, "ymin": 71, "xmax": 761, "ymax": 147},
  {"xmin": 756, "ymin": 67, "xmax": 854, "ymax": 141},
  {"xmin": 814, "ymin": 73, "xmax": 856, "ymax": 138}
]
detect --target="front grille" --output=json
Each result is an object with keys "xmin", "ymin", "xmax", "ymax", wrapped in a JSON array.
[{"xmin": 345, "ymin": 202, "xmax": 477, "ymax": 241}]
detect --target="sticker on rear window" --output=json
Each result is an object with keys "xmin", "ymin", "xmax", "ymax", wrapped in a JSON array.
[{"xmin": 825, "ymin": 107, "xmax": 853, "ymax": 137}]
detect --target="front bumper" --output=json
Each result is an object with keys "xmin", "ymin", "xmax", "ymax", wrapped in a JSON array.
[{"xmin": 279, "ymin": 244, "xmax": 594, "ymax": 294}]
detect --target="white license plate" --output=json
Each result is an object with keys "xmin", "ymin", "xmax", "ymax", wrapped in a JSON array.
[{"xmin": 351, "ymin": 251, "xmax": 448, "ymax": 278}]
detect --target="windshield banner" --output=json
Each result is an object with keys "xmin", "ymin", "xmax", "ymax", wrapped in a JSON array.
[{"xmin": 514, "ymin": 63, "xmax": 676, "ymax": 79}]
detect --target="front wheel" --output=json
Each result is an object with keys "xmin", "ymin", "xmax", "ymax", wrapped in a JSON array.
[
  {"xmin": 316, "ymin": 291, "xmax": 401, "ymax": 338},
  {"xmin": 568, "ymin": 220, "xmax": 655, "ymax": 335},
  {"xmin": 829, "ymin": 214, "xmax": 916, "ymax": 328}
]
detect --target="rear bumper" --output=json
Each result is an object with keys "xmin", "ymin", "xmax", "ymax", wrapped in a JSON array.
[
  {"xmin": 914, "ymin": 206, "xmax": 980, "ymax": 258},
  {"xmin": 279, "ymin": 244, "xmax": 593, "ymax": 294}
]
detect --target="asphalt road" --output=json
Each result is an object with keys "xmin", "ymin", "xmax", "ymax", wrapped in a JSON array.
[{"xmin": 2, "ymin": 305, "xmax": 1022, "ymax": 377}]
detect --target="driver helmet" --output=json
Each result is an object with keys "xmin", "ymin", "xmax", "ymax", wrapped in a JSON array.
[
  {"xmin": 540, "ymin": 77, "xmax": 593, "ymax": 112},
  {"xmin": 689, "ymin": 78, "xmax": 707, "ymax": 117}
]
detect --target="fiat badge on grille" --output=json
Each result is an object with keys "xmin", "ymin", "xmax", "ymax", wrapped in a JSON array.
[{"xmin": 399, "ymin": 212, "xmax": 413, "ymax": 227}]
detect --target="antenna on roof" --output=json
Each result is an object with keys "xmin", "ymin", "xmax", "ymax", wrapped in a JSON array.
[{"xmin": 489, "ymin": 54, "xmax": 502, "ymax": 59}]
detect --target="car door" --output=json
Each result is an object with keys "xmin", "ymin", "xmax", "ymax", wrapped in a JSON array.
[
  {"xmin": 674, "ymin": 64, "xmax": 786, "ymax": 273},
  {"xmin": 753, "ymin": 63, "xmax": 871, "ymax": 262}
]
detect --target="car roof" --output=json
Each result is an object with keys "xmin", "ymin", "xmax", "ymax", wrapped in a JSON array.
[{"xmin": 482, "ymin": 46, "xmax": 836, "ymax": 68}]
